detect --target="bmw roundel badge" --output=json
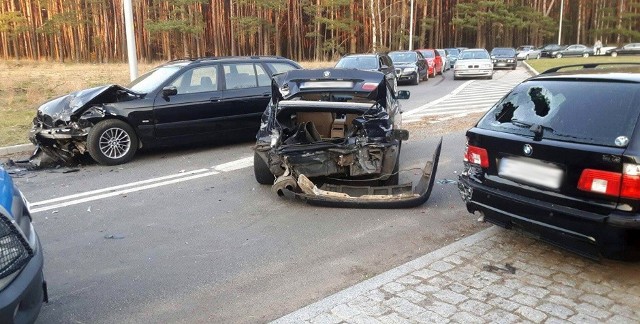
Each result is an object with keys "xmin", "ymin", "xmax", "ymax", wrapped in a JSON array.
[
  {"xmin": 323, "ymin": 71, "xmax": 330, "ymax": 77},
  {"xmin": 523, "ymin": 144, "xmax": 533, "ymax": 156}
]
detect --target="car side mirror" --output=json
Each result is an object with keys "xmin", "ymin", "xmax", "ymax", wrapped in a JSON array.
[
  {"xmin": 396, "ymin": 90, "xmax": 410, "ymax": 99},
  {"xmin": 162, "ymin": 86, "xmax": 178, "ymax": 97}
]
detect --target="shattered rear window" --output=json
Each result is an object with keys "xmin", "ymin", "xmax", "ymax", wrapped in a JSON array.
[{"xmin": 477, "ymin": 80, "xmax": 640, "ymax": 147}]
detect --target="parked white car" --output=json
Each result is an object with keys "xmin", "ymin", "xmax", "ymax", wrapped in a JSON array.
[{"xmin": 454, "ymin": 49, "xmax": 493, "ymax": 80}]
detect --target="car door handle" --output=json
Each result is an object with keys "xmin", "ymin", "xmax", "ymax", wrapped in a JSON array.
[
  {"xmin": 262, "ymin": 92, "xmax": 270, "ymax": 97},
  {"xmin": 210, "ymin": 96, "xmax": 221, "ymax": 102}
]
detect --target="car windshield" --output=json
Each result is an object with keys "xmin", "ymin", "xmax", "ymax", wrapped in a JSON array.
[
  {"xmin": 335, "ymin": 56, "xmax": 378, "ymax": 70},
  {"xmin": 419, "ymin": 50, "xmax": 435, "ymax": 58},
  {"xmin": 445, "ymin": 48, "xmax": 459, "ymax": 56},
  {"xmin": 492, "ymin": 48, "xmax": 516, "ymax": 56},
  {"xmin": 478, "ymin": 80, "xmax": 640, "ymax": 147},
  {"xmin": 459, "ymin": 51, "xmax": 489, "ymax": 60},
  {"xmin": 389, "ymin": 52, "xmax": 417, "ymax": 63},
  {"xmin": 127, "ymin": 63, "xmax": 187, "ymax": 93}
]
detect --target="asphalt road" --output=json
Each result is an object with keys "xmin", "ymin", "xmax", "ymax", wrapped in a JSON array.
[{"xmin": 10, "ymin": 67, "xmax": 522, "ymax": 323}]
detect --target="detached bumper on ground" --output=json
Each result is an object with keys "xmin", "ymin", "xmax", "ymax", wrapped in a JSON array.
[{"xmin": 278, "ymin": 138, "xmax": 441, "ymax": 208}]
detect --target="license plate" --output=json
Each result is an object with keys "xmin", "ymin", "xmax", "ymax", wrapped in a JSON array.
[
  {"xmin": 300, "ymin": 81, "xmax": 353, "ymax": 89},
  {"xmin": 498, "ymin": 157, "xmax": 563, "ymax": 189},
  {"xmin": 497, "ymin": 63, "xmax": 506, "ymax": 66}
]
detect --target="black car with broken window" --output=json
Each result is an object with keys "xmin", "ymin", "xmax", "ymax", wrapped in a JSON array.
[
  {"xmin": 458, "ymin": 63, "xmax": 640, "ymax": 260},
  {"xmin": 29, "ymin": 56, "xmax": 302, "ymax": 165},
  {"xmin": 254, "ymin": 69, "xmax": 442, "ymax": 208}
]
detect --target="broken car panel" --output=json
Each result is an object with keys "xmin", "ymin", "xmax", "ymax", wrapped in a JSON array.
[{"xmin": 254, "ymin": 68, "xmax": 441, "ymax": 208}]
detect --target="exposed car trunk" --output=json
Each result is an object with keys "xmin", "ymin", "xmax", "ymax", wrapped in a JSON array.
[{"xmin": 271, "ymin": 101, "xmax": 397, "ymax": 179}]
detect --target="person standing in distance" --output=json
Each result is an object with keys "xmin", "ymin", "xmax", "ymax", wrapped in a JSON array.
[{"xmin": 594, "ymin": 39, "xmax": 602, "ymax": 55}]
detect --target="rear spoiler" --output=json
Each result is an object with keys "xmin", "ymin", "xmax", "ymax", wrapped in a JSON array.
[{"xmin": 278, "ymin": 138, "xmax": 442, "ymax": 208}]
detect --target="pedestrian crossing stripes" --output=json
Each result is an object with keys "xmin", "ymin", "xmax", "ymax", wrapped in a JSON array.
[{"xmin": 403, "ymin": 69, "xmax": 532, "ymax": 124}]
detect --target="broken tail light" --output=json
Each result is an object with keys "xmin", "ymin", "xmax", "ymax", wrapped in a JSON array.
[
  {"xmin": 464, "ymin": 143, "xmax": 489, "ymax": 168},
  {"xmin": 578, "ymin": 164, "xmax": 640, "ymax": 199}
]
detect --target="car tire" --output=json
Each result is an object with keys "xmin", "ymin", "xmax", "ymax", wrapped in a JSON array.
[
  {"xmin": 611, "ymin": 52, "xmax": 618, "ymax": 57},
  {"xmin": 423, "ymin": 71, "xmax": 429, "ymax": 81},
  {"xmin": 453, "ymin": 74, "xmax": 459, "ymax": 80},
  {"xmin": 253, "ymin": 152, "xmax": 274, "ymax": 185},
  {"xmin": 412, "ymin": 73, "xmax": 420, "ymax": 85},
  {"xmin": 536, "ymin": 54, "xmax": 541, "ymax": 59},
  {"xmin": 556, "ymin": 53, "xmax": 563, "ymax": 58},
  {"xmin": 87, "ymin": 119, "xmax": 138, "ymax": 165},
  {"xmin": 583, "ymin": 53, "xmax": 589, "ymax": 58},
  {"xmin": 511, "ymin": 64, "xmax": 517, "ymax": 70}
]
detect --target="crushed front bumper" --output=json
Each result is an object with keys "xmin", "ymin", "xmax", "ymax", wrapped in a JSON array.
[
  {"xmin": 29, "ymin": 125, "xmax": 89, "ymax": 162},
  {"xmin": 277, "ymin": 138, "xmax": 441, "ymax": 208}
]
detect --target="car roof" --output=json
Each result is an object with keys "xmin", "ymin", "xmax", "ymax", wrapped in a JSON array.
[
  {"xmin": 389, "ymin": 50, "xmax": 416, "ymax": 53},
  {"xmin": 462, "ymin": 48, "xmax": 488, "ymax": 52},
  {"xmin": 167, "ymin": 56, "xmax": 296, "ymax": 65},
  {"xmin": 534, "ymin": 63, "xmax": 640, "ymax": 82},
  {"xmin": 342, "ymin": 53, "xmax": 384, "ymax": 58}
]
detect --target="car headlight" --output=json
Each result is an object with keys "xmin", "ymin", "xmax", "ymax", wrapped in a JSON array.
[
  {"xmin": 404, "ymin": 67, "xmax": 416, "ymax": 73},
  {"xmin": 492, "ymin": 59, "xmax": 497, "ymax": 63},
  {"xmin": 508, "ymin": 59, "xmax": 514, "ymax": 63}
]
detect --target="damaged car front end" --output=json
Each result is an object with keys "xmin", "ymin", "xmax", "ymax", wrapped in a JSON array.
[
  {"xmin": 254, "ymin": 68, "xmax": 442, "ymax": 208},
  {"xmin": 29, "ymin": 85, "xmax": 142, "ymax": 164}
]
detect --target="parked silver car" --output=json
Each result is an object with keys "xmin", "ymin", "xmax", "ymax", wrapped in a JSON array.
[{"xmin": 516, "ymin": 45, "xmax": 541, "ymax": 60}]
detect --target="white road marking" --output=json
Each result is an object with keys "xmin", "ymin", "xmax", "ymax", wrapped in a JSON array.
[
  {"xmin": 404, "ymin": 69, "xmax": 531, "ymax": 124},
  {"xmin": 213, "ymin": 156, "xmax": 253, "ymax": 172},
  {"xmin": 30, "ymin": 168, "xmax": 210, "ymax": 207},
  {"xmin": 31, "ymin": 156, "xmax": 256, "ymax": 213},
  {"xmin": 31, "ymin": 171, "xmax": 220, "ymax": 213}
]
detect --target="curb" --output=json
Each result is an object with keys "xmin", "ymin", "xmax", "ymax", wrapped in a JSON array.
[
  {"xmin": 521, "ymin": 60, "xmax": 540, "ymax": 76},
  {"xmin": 272, "ymin": 226, "xmax": 502, "ymax": 323},
  {"xmin": 0, "ymin": 143, "xmax": 34, "ymax": 157}
]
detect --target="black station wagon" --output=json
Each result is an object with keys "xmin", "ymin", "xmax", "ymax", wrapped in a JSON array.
[
  {"xmin": 30, "ymin": 56, "xmax": 302, "ymax": 165},
  {"xmin": 458, "ymin": 63, "xmax": 640, "ymax": 260}
]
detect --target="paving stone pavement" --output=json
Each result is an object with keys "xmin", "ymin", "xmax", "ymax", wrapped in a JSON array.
[{"xmin": 273, "ymin": 226, "xmax": 640, "ymax": 324}]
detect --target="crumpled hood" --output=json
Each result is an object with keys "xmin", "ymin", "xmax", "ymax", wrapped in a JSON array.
[{"xmin": 36, "ymin": 84, "xmax": 131, "ymax": 126}]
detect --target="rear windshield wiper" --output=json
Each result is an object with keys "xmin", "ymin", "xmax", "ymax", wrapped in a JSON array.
[{"xmin": 511, "ymin": 119, "xmax": 554, "ymax": 140}]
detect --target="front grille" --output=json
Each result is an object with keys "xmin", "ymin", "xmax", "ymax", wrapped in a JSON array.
[{"xmin": 0, "ymin": 215, "xmax": 33, "ymax": 280}]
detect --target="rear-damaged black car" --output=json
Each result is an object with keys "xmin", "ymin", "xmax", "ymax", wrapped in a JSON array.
[
  {"xmin": 254, "ymin": 69, "xmax": 442, "ymax": 208},
  {"xmin": 458, "ymin": 63, "xmax": 640, "ymax": 260}
]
